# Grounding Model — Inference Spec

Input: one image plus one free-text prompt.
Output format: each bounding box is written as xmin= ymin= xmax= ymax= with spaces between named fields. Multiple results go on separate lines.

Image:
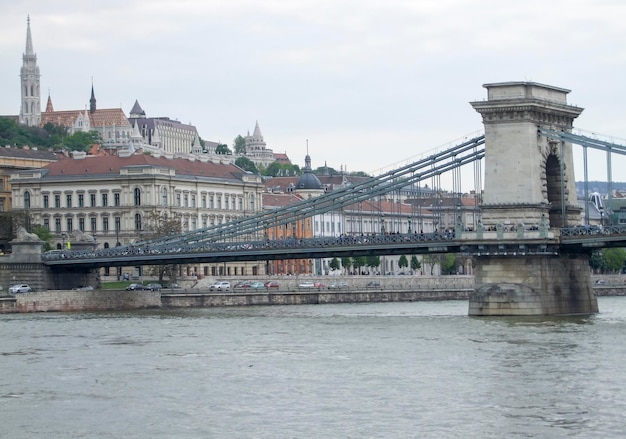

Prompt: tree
xmin=263 ymin=162 xmax=301 ymax=177
xmin=353 ymin=256 xmax=367 ymax=273
xmin=63 ymin=130 xmax=102 ymax=151
xmin=329 ymin=257 xmax=341 ymax=271
xmin=603 ymin=248 xmax=626 ymax=273
xmin=366 ymin=255 xmax=380 ymax=271
xmin=441 ymin=253 xmax=457 ymax=275
xmin=31 ymin=225 xmax=54 ymax=251
xmin=215 ymin=143 xmax=232 ymax=155
xmin=341 ymin=257 xmax=352 ymax=273
xmin=410 ymin=255 xmax=421 ymax=273
xmin=233 ymin=135 xmax=246 ymax=154
xmin=144 ymin=212 xmax=184 ymax=282
xmin=235 ymin=156 xmax=258 ymax=174
xmin=398 ymin=255 xmax=409 ymax=272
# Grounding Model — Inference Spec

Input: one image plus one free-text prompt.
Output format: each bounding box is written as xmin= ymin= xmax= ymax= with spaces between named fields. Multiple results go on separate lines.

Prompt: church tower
xmin=19 ymin=16 xmax=41 ymax=127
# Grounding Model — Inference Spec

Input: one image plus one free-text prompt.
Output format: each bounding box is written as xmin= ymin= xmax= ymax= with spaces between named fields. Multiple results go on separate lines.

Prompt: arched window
xmin=161 ymin=187 xmax=167 ymax=206
xmin=134 ymin=188 xmax=141 ymax=206
xmin=24 ymin=191 xmax=31 ymax=208
xmin=134 ymin=213 xmax=142 ymax=230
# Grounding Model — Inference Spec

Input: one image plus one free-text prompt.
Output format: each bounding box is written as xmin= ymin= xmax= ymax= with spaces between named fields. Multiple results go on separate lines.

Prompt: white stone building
xmin=10 ymin=153 xmax=265 ymax=278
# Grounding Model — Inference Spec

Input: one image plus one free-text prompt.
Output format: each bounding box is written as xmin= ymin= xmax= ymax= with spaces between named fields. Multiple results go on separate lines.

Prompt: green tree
xmin=441 ymin=253 xmax=457 ymax=275
xmin=235 ymin=156 xmax=258 ymax=174
xmin=233 ymin=135 xmax=246 ymax=154
xmin=329 ymin=257 xmax=341 ymax=271
xmin=410 ymin=255 xmax=421 ymax=273
xmin=603 ymin=248 xmax=626 ymax=273
xmin=353 ymin=256 xmax=367 ymax=273
xmin=63 ymin=130 xmax=102 ymax=151
xmin=398 ymin=255 xmax=409 ymax=272
xmin=215 ymin=143 xmax=232 ymax=155
xmin=32 ymin=224 xmax=54 ymax=251
xmin=341 ymin=257 xmax=352 ymax=273
xmin=263 ymin=162 xmax=300 ymax=177
xmin=366 ymin=255 xmax=380 ymax=271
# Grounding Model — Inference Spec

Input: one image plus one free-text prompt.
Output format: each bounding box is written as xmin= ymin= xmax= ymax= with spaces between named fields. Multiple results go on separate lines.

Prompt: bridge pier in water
xmin=469 ymin=81 xmax=598 ymax=315
xmin=470 ymin=253 xmax=598 ymax=316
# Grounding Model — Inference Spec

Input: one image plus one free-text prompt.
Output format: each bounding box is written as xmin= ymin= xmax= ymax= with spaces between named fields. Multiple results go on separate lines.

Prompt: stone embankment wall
xmin=10 ymin=290 xmax=161 ymax=313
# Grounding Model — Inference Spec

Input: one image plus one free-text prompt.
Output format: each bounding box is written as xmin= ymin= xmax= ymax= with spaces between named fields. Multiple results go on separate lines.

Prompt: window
xmin=184 ymin=194 xmax=189 ymax=208
xmin=102 ymin=193 xmax=108 ymax=207
xmin=191 ymin=218 xmax=197 ymax=230
xmin=202 ymin=195 xmax=206 ymax=208
xmin=67 ymin=218 xmax=73 ymax=232
xmin=66 ymin=194 xmax=72 ymax=208
xmin=134 ymin=213 xmax=142 ymax=230
xmin=90 ymin=217 xmax=96 ymax=232
xmin=209 ymin=195 xmax=214 ymax=209
xmin=78 ymin=194 xmax=84 ymax=207
xmin=24 ymin=191 xmax=31 ymax=209
xmin=103 ymin=217 xmax=109 ymax=232
xmin=43 ymin=218 xmax=49 ymax=229
xmin=217 ymin=195 xmax=221 ymax=209
xmin=90 ymin=193 xmax=96 ymax=207
xmin=134 ymin=188 xmax=141 ymax=206
xmin=115 ymin=217 xmax=121 ymax=233
xmin=224 ymin=196 xmax=229 ymax=210
xmin=79 ymin=217 xmax=85 ymax=232
xmin=191 ymin=194 xmax=196 ymax=208
xmin=43 ymin=195 xmax=49 ymax=208
xmin=176 ymin=193 xmax=181 ymax=207
xmin=238 ymin=197 xmax=243 ymax=211
xmin=161 ymin=187 xmax=168 ymax=206
xmin=114 ymin=193 xmax=120 ymax=207
xmin=55 ymin=217 xmax=61 ymax=232
xmin=249 ymin=193 xmax=255 ymax=211
xmin=55 ymin=194 xmax=61 ymax=208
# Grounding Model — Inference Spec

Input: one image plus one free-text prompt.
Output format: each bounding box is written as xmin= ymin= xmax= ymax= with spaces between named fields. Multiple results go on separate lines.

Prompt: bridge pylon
xmin=469 ymin=82 xmax=597 ymax=316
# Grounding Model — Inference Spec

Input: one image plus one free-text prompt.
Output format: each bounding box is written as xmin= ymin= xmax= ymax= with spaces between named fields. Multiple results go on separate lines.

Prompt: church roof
xmin=41 ymin=108 xmax=130 ymax=128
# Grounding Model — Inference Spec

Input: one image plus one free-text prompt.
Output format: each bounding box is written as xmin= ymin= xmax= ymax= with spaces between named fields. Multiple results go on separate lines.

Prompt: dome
xmin=296 ymin=153 xmax=322 ymax=190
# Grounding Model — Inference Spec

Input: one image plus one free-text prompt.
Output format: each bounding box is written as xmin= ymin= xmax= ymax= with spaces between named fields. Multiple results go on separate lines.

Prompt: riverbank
xmin=1 ymin=275 xmax=623 ymax=313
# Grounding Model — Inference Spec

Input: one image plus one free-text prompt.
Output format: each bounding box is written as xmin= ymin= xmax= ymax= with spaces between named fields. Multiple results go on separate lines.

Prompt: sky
xmin=1 ymin=0 xmax=626 ymax=187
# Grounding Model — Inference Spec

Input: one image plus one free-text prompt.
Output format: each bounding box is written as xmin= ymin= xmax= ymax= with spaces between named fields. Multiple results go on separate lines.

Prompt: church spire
xmin=19 ymin=15 xmax=41 ymax=127
xmin=89 ymin=80 xmax=96 ymax=113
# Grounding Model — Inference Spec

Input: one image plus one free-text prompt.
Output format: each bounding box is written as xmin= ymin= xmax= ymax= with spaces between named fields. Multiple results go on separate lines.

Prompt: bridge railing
xmin=561 ymin=224 xmax=626 ymax=238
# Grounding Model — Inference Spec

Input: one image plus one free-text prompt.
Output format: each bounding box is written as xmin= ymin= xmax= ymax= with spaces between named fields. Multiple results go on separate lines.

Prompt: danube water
xmin=2 ymin=297 xmax=626 ymax=439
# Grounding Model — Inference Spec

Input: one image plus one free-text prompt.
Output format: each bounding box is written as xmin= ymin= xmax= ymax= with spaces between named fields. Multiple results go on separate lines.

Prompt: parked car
xmin=328 ymin=281 xmax=349 ymax=290
xmin=234 ymin=281 xmax=251 ymax=289
xmin=9 ymin=284 xmax=31 ymax=294
xmin=264 ymin=281 xmax=279 ymax=289
xmin=73 ymin=285 xmax=94 ymax=291
xmin=146 ymin=283 xmax=162 ymax=291
xmin=125 ymin=283 xmax=146 ymax=291
xmin=209 ymin=281 xmax=231 ymax=291
xmin=298 ymin=281 xmax=315 ymax=289
xmin=249 ymin=281 xmax=265 ymax=289
xmin=366 ymin=281 xmax=382 ymax=289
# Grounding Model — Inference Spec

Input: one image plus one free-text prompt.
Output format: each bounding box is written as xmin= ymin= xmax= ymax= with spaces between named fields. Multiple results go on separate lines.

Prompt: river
xmin=2 ymin=297 xmax=626 ymax=438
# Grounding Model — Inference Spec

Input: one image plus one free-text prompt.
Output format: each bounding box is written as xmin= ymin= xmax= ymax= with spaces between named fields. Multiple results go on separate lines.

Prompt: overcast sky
xmin=1 ymin=0 xmax=625 ymax=186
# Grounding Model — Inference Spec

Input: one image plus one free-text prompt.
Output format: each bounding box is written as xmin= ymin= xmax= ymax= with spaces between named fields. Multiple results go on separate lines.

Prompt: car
xmin=366 ymin=281 xmax=382 ymax=289
xmin=249 ymin=281 xmax=265 ymax=289
xmin=73 ymin=285 xmax=94 ymax=291
xmin=234 ymin=281 xmax=251 ymax=289
xmin=298 ymin=281 xmax=315 ymax=289
xmin=146 ymin=283 xmax=162 ymax=291
xmin=166 ymin=282 xmax=181 ymax=289
xmin=595 ymin=279 xmax=606 ymax=285
xmin=209 ymin=281 xmax=231 ymax=291
xmin=9 ymin=284 xmax=31 ymax=294
xmin=328 ymin=281 xmax=349 ymax=290
xmin=264 ymin=281 xmax=279 ymax=289
xmin=125 ymin=283 xmax=147 ymax=291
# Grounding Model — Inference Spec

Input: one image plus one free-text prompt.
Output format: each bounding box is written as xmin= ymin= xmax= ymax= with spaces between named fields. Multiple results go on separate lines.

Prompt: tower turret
xmin=19 ymin=16 xmax=41 ymax=127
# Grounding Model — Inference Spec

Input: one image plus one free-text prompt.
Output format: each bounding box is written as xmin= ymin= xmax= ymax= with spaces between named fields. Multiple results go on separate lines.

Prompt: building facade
xmin=10 ymin=153 xmax=265 ymax=278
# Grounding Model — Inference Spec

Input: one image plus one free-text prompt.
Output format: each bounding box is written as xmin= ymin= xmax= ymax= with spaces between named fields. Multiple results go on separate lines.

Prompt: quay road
xmin=41 ymin=224 xmax=626 ymax=269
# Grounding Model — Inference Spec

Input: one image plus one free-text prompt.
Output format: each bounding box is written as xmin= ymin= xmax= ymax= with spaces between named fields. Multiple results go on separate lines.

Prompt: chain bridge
xmin=38 ymin=82 xmax=626 ymax=315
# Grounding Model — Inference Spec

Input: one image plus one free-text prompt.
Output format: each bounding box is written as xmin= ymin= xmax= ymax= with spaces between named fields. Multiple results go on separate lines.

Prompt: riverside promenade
xmin=1 ymin=275 xmax=623 ymax=313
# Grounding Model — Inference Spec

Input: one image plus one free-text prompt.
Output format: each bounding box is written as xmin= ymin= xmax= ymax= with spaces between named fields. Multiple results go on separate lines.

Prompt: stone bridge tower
xmin=469 ymin=82 xmax=597 ymax=316
xmin=471 ymin=82 xmax=583 ymax=229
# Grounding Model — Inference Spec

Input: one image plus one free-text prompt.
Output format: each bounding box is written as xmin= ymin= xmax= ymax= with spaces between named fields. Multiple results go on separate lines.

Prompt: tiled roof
xmin=41 ymin=154 xmax=247 ymax=181
xmin=0 ymin=146 xmax=59 ymax=161
xmin=262 ymin=192 xmax=303 ymax=209
xmin=41 ymin=108 xmax=131 ymax=128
